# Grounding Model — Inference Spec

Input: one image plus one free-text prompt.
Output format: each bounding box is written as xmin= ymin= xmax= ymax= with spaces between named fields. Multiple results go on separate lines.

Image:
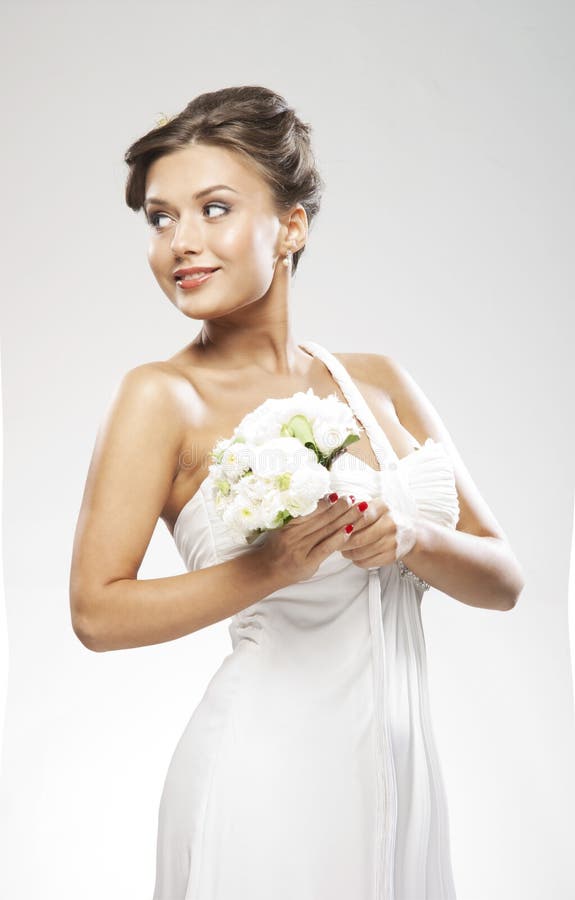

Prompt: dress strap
xmin=299 ymin=340 xmax=399 ymax=465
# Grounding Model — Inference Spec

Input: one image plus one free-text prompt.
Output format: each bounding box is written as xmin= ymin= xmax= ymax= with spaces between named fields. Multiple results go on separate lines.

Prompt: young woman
xmin=69 ymin=85 xmax=524 ymax=900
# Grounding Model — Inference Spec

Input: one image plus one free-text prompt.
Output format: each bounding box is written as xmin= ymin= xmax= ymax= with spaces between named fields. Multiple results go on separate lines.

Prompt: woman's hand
xmin=340 ymin=497 xmax=415 ymax=568
xmin=255 ymin=493 xmax=370 ymax=585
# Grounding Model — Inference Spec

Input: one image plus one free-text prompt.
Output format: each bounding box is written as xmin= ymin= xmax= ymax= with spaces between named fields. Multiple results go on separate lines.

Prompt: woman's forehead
xmin=145 ymin=144 xmax=266 ymax=199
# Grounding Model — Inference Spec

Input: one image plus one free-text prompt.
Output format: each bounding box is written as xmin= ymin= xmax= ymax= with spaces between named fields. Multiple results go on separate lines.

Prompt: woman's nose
xmin=170 ymin=216 xmax=203 ymax=256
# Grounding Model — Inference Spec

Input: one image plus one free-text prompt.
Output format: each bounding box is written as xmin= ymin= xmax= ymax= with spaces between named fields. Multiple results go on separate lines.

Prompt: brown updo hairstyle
xmin=124 ymin=85 xmax=325 ymax=277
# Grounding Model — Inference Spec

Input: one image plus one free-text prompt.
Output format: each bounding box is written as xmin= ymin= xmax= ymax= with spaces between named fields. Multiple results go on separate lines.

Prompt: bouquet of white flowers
xmin=206 ymin=388 xmax=362 ymax=544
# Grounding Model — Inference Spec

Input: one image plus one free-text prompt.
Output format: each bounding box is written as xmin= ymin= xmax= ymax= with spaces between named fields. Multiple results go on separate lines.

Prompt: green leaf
xmin=284 ymin=414 xmax=315 ymax=445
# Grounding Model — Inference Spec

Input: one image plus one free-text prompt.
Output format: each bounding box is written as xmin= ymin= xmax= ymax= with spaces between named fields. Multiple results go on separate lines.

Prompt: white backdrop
xmin=1 ymin=1 xmax=574 ymax=898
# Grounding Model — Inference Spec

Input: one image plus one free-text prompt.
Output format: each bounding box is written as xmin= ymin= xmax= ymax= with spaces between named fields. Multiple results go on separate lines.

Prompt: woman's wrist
xmin=400 ymin=517 xmax=425 ymax=560
xmin=243 ymin=543 xmax=287 ymax=595
xmin=397 ymin=518 xmax=432 ymax=590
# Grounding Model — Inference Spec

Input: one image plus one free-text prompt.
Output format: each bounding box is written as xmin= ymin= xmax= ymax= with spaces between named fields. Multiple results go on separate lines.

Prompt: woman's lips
xmin=175 ymin=269 xmax=219 ymax=289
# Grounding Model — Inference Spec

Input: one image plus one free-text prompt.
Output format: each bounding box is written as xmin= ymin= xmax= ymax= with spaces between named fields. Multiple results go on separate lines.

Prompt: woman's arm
xmin=74 ymin=551 xmax=283 ymax=653
xmin=374 ymin=354 xmax=525 ymax=611
xmin=400 ymin=524 xmax=522 ymax=611
xmin=69 ymin=365 xmax=283 ymax=652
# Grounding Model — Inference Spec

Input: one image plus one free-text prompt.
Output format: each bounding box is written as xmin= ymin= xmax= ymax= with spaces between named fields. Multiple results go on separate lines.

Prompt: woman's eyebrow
xmin=144 ymin=184 xmax=240 ymax=209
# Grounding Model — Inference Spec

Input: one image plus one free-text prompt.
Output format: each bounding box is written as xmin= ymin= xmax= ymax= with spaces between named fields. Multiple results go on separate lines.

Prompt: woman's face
xmin=144 ymin=143 xmax=289 ymax=318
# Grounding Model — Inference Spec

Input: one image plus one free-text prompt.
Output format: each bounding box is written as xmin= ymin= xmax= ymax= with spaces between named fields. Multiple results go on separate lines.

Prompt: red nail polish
xmin=345 ymin=524 xmax=354 ymax=533
xmin=349 ymin=494 xmax=356 ymax=502
xmin=357 ymin=501 xmax=369 ymax=512
xmin=329 ymin=492 xmax=339 ymax=503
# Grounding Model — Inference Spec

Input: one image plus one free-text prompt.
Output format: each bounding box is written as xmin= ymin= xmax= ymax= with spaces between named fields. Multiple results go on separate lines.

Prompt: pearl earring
xmin=283 ymin=242 xmax=296 ymax=267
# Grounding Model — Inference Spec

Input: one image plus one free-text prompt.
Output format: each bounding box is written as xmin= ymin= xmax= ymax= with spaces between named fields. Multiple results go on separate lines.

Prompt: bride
xmin=69 ymin=84 xmax=525 ymax=900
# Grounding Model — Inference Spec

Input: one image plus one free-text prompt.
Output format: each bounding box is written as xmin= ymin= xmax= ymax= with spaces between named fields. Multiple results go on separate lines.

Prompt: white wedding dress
xmin=152 ymin=341 xmax=460 ymax=900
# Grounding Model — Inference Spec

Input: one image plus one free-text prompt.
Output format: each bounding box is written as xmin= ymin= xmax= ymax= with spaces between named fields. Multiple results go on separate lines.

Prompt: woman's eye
xmin=204 ymin=202 xmax=230 ymax=218
xmin=149 ymin=212 xmax=171 ymax=229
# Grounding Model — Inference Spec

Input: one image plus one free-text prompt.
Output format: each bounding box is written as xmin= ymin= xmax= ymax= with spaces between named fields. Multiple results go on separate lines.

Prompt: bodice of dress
xmin=173 ymin=340 xmax=460 ymax=577
xmin=173 ymin=437 xmax=459 ymax=570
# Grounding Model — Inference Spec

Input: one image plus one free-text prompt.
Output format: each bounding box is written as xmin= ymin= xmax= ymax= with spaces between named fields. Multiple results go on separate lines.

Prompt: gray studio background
xmin=1 ymin=2 xmax=574 ymax=898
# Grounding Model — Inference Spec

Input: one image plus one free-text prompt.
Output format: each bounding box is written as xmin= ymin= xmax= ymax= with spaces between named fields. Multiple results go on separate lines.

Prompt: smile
xmin=175 ymin=270 xmax=219 ymax=289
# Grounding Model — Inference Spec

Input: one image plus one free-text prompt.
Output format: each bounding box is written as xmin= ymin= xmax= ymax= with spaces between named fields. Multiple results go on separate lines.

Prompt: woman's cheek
xmin=216 ymin=220 xmax=248 ymax=255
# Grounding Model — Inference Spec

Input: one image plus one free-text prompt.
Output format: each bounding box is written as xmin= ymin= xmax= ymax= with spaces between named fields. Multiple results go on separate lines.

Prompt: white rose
xmin=219 ymin=442 xmax=255 ymax=481
xmin=282 ymin=463 xmax=331 ymax=517
xmin=249 ymin=437 xmax=317 ymax=478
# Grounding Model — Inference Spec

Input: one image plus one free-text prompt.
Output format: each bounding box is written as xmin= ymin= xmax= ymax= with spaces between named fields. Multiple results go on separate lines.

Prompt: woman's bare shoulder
xmin=331 ymin=351 xmax=396 ymax=394
xmin=336 ymin=351 xmax=510 ymax=541
xmin=112 ymin=359 xmax=204 ymax=423
xmin=84 ymin=356 xmax=203 ymax=500
xmin=121 ymin=358 xmax=198 ymax=392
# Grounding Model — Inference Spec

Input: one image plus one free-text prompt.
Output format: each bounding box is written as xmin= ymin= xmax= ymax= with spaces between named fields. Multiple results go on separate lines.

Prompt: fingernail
xmin=344 ymin=524 xmax=354 ymax=534
xmin=329 ymin=492 xmax=339 ymax=503
xmin=357 ymin=501 xmax=369 ymax=512
xmin=349 ymin=494 xmax=356 ymax=502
